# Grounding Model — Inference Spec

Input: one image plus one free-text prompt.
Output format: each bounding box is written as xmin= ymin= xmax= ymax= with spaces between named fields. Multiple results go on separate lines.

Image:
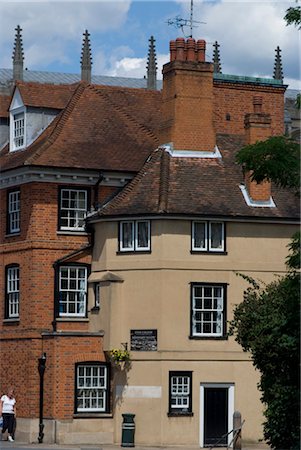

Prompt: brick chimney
xmin=160 ymin=38 xmax=216 ymax=153
xmin=244 ymin=96 xmax=272 ymax=202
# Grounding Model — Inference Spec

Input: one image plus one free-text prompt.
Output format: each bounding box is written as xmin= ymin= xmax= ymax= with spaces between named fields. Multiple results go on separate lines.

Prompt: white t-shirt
xmin=1 ymin=395 xmax=16 ymax=414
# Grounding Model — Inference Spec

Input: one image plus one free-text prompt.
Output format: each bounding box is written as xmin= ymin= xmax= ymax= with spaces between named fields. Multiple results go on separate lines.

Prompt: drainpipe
xmin=38 ymin=353 xmax=47 ymax=443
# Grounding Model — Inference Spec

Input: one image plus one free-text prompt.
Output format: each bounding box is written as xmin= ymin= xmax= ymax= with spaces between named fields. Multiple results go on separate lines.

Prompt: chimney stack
xmin=161 ymin=38 xmax=216 ymax=154
xmin=244 ymin=97 xmax=272 ymax=202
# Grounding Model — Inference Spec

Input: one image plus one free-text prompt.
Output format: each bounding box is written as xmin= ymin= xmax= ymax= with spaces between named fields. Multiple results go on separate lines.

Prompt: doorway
xmin=200 ymin=383 xmax=234 ymax=447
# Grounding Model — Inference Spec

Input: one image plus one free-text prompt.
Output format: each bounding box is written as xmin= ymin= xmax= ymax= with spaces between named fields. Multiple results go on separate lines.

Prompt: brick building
xmin=0 ymin=29 xmax=299 ymax=446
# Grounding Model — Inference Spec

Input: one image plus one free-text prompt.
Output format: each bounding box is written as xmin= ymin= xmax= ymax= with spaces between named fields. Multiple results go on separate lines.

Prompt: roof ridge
xmin=25 ymin=82 xmax=86 ymax=165
xmin=158 ymin=149 xmax=170 ymax=213
xmin=90 ymin=85 xmax=159 ymax=144
xmin=97 ymin=148 xmax=162 ymax=216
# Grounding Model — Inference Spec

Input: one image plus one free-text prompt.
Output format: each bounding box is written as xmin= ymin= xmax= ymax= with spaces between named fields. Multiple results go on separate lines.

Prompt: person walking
xmin=0 ymin=388 xmax=16 ymax=442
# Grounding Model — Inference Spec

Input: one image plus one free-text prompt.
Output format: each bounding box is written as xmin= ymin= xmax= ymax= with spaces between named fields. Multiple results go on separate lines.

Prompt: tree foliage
xmin=284 ymin=5 xmax=301 ymax=29
xmin=236 ymin=136 xmax=300 ymax=192
xmin=229 ymin=233 xmax=300 ymax=449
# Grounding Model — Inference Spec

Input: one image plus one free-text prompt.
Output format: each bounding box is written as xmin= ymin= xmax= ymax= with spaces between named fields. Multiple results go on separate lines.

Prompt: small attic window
xmin=13 ymin=112 xmax=25 ymax=148
xmin=226 ymin=113 xmax=231 ymax=121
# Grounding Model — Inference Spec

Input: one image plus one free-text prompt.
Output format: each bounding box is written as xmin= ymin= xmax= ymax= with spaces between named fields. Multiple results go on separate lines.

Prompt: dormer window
xmin=13 ymin=112 xmax=25 ymax=148
xmin=9 ymin=88 xmax=26 ymax=152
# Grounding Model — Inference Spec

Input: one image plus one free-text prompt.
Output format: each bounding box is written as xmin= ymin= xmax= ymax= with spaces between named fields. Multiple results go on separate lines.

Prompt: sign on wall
xmin=130 ymin=329 xmax=157 ymax=351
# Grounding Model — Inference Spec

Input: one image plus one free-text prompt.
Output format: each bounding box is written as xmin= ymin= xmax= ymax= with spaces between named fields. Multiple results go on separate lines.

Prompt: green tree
xmin=229 ymin=233 xmax=300 ymax=449
xmin=284 ymin=5 xmax=301 ymax=29
xmin=236 ymin=136 xmax=300 ymax=192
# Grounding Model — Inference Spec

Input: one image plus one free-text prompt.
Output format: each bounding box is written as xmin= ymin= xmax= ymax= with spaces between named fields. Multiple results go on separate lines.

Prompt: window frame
xmin=191 ymin=221 xmax=225 ymax=253
xmin=168 ymin=371 xmax=193 ymax=416
xmin=7 ymin=188 xmax=20 ymax=235
xmin=75 ymin=362 xmax=110 ymax=414
xmin=5 ymin=264 xmax=20 ymax=320
xmin=58 ymin=187 xmax=90 ymax=232
xmin=190 ymin=282 xmax=227 ymax=339
xmin=119 ymin=220 xmax=151 ymax=252
xmin=9 ymin=106 xmax=26 ymax=152
xmin=56 ymin=264 xmax=89 ymax=318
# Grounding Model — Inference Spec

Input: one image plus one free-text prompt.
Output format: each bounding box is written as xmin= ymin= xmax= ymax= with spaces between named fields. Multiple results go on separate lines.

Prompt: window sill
xmin=190 ymin=250 xmax=227 ymax=255
xmin=116 ymin=250 xmax=151 ymax=255
xmin=189 ymin=335 xmax=228 ymax=340
xmin=73 ymin=413 xmax=112 ymax=419
xmin=57 ymin=231 xmax=89 ymax=236
xmin=167 ymin=412 xmax=193 ymax=417
xmin=5 ymin=233 xmax=21 ymax=238
xmin=56 ymin=318 xmax=89 ymax=322
xmin=3 ymin=318 xmax=20 ymax=325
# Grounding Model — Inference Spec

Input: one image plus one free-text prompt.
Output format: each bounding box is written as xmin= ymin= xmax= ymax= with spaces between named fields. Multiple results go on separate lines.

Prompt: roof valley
xmin=158 ymin=148 xmax=170 ymax=213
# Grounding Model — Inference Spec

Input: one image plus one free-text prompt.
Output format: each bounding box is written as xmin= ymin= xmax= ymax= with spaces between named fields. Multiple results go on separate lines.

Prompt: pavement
xmin=0 ymin=442 xmax=270 ymax=450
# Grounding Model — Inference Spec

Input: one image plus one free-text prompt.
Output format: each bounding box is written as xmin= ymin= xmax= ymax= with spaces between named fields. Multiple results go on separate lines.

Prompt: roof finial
xmin=146 ymin=36 xmax=157 ymax=90
xmin=273 ymin=46 xmax=283 ymax=82
xmin=12 ymin=25 xmax=24 ymax=82
xmin=81 ymin=30 xmax=92 ymax=83
xmin=212 ymin=41 xmax=222 ymax=74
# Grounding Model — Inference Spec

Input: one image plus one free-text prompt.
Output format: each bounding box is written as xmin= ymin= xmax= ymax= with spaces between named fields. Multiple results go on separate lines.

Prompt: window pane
xmin=59 ymin=266 xmax=87 ymax=317
xmin=193 ymin=222 xmax=206 ymax=250
xmin=210 ymin=222 xmax=223 ymax=250
xmin=192 ymin=284 xmax=224 ymax=336
xmin=60 ymin=189 xmax=87 ymax=230
xmin=7 ymin=266 xmax=20 ymax=318
xmin=170 ymin=373 xmax=191 ymax=412
xmin=136 ymin=221 xmax=149 ymax=249
xmin=8 ymin=191 xmax=20 ymax=233
xmin=76 ymin=365 xmax=107 ymax=412
xmin=121 ymin=222 xmax=133 ymax=250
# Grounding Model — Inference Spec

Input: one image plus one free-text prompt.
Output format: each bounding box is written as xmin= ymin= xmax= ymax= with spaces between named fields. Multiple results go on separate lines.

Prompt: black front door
xmin=204 ymin=387 xmax=228 ymax=447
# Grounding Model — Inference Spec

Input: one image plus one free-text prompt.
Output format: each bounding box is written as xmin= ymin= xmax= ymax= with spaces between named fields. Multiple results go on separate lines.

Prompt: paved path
xmin=0 ymin=442 xmax=270 ymax=450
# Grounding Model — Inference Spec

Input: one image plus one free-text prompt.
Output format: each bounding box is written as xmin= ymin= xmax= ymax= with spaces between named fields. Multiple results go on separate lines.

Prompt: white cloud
xmin=0 ymin=1 xmax=131 ymax=69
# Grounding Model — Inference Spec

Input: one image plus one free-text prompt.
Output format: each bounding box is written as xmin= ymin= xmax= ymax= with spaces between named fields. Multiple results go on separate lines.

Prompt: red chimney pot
xmin=253 ymin=96 xmax=263 ymax=113
xmin=170 ymin=40 xmax=176 ymax=62
xmin=176 ymin=37 xmax=186 ymax=61
xmin=196 ymin=39 xmax=206 ymax=62
xmin=186 ymin=38 xmax=196 ymax=62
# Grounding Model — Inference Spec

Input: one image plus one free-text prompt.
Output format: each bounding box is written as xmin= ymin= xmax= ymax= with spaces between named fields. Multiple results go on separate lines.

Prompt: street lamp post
xmin=38 ymin=353 xmax=47 ymax=444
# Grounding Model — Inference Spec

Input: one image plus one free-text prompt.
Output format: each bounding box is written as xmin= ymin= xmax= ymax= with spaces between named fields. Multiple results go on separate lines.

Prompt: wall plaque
xmin=130 ymin=329 xmax=157 ymax=351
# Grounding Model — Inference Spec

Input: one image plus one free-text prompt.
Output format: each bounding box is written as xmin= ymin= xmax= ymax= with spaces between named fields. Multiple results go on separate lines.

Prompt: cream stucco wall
xmin=89 ymin=218 xmax=297 ymax=446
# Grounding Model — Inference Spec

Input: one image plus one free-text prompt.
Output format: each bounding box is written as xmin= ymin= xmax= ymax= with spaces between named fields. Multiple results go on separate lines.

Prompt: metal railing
xmin=209 ymin=419 xmax=245 ymax=450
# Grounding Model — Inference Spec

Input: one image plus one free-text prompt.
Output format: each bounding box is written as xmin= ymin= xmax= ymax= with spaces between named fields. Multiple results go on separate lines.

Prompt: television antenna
xmin=166 ymin=0 xmax=206 ymax=38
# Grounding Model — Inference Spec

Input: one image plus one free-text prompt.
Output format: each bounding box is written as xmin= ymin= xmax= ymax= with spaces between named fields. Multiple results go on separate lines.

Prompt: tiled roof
xmin=0 ymin=82 xmax=161 ymax=173
xmin=0 ymin=94 xmax=10 ymax=117
xmin=88 ymin=137 xmax=299 ymax=221
xmin=16 ymin=81 xmax=78 ymax=109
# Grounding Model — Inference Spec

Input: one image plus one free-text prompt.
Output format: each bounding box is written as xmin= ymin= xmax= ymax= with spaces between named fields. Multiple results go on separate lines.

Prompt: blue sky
xmin=0 ymin=1 xmax=300 ymax=89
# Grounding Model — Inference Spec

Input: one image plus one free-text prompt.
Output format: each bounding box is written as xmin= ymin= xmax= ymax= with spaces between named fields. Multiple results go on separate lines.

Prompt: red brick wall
xmin=213 ymin=81 xmax=285 ymax=136
xmin=0 ymin=335 xmax=105 ymax=419
xmin=0 ymin=180 xmax=114 ymax=420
